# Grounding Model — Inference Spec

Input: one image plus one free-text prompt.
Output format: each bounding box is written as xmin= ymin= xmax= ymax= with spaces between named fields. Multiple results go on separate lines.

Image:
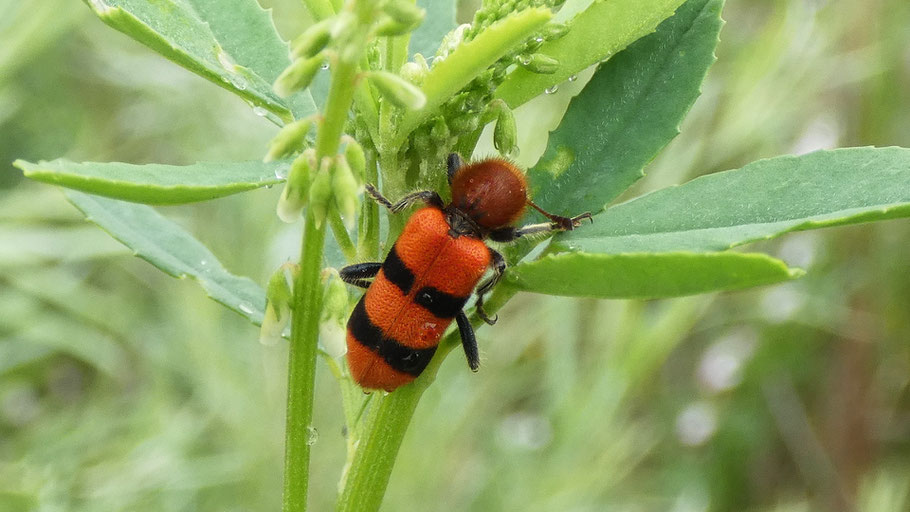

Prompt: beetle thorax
xmin=449 ymin=158 xmax=528 ymax=230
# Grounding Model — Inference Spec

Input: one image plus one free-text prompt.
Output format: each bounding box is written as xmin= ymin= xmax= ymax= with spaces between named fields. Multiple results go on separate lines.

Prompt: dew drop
xmin=517 ymin=54 xmax=531 ymax=66
xmin=534 ymin=36 xmax=544 ymax=43
xmin=274 ymin=165 xmax=290 ymax=180
xmin=238 ymin=302 xmax=255 ymax=315
xmin=320 ymin=62 xmax=330 ymax=70
xmin=544 ymin=84 xmax=559 ymax=94
xmin=306 ymin=426 xmax=319 ymax=445
xmin=252 ymin=106 xmax=268 ymax=117
xmin=567 ymin=74 xmax=578 ymax=82
xmin=506 ymin=146 xmax=521 ymax=159
xmin=230 ymin=75 xmax=248 ymax=90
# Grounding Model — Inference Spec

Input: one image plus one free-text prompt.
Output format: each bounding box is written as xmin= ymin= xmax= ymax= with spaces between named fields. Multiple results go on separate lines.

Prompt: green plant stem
xmin=336 ymin=284 xmax=518 ymax=512
xmin=358 ymin=148 xmax=380 ymax=260
xmin=329 ymin=209 xmax=357 ymax=261
xmin=283 ymin=15 xmax=368 ymax=509
xmin=283 ymin=210 xmax=326 ymax=512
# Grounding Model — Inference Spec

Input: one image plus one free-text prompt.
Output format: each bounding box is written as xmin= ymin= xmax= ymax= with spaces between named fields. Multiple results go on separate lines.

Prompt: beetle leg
xmin=489 ymin=209 xmax=593 ymax=243
xmin=446 ymin=153 xmax=465 ymax=184
xmin=364 ymin=184 xmax=444 ymax=213
xmin=456 ymin=311 xmax=479 ymax=371
xmin=339 ymin=262 xmax=381 ymax=289
xmin=527 ymin=199 xmax=593 ymax=231
xmin=475 ymin=249 xmax=506 ymax=325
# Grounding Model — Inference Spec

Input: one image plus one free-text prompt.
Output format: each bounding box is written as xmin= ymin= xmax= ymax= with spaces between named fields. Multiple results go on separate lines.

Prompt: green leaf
xmin=410 ymin=0 xmax=456 ymax=58
xmin=14 ymin=159 xmax=286 ymax=205
xmin=395 ymin=7 xmax=553 ymax=144
xmin=528 ymin=0 xmax=723 ymax=216
xmin=495 ymin=0 xmax=687 ymax=108
xmin=65 ymin=191 xmax=267 ymax=325
xmin=82 ymin=0 xmax=315 ymax=122
xmin=557 ymin=147 xmax=910 ymax=254
xmin=507 ymin=251 xmax=801 ymax=299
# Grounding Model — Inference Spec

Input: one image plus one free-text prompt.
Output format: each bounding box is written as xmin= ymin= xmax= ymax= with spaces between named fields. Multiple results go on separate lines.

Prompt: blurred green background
xmin=2 ymin=0 xmax=909 ymax=510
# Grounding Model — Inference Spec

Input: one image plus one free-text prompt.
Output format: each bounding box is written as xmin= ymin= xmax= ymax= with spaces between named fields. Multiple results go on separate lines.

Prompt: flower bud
xmin=368 ymin=71 xmax=427 ymax=110
xmin=343 ymin=139 xmax=367 ymax=182
xmin=517 ymin=53 xmax=559 ymax=74
xmin=542 ymin=22 xmax=569 ymax=40
xmin=493 ymin=103 xmax=517 ymax=157
xmin=430 ymin=116 xmax=449 ymax=141
xmin=375 ymin=17 xmax=421 ymax=37
xmin=308 ymin=157 xmax=334 ymax=228
xmin=332 ymin=155 xmax=359 ymax=227
xmin=277 ymin=149 xmax=316 ymax=223
xmin=259 ymin=263 xmax=299 ymax=346
xmin=264 ymin=118 xmax=313 ymax=162
xmin=274 ymin=54 xmax=325 ymax=98
xmin=318 ymin=271 xmax=350 ymax=358
xmin=382 ymin=0 xmax=425 ymax=26
xmin=291 ymin=19 xmax=333 ymax=59
xmin=322 ymin=272 xmax=349 ymax=324
xmin=399 ymin=61 xmax=427 ymax=85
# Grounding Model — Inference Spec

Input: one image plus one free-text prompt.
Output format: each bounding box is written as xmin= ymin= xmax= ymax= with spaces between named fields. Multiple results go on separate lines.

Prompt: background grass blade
xmin=528 ymin=0 xmax=724 ymax=216
xmin=65 ymin=191 xmax=267 ymax=325
xmin=81 ymin=0 xmax=315 ymax=121
xmin=495 ymin=0 xmax=686 ymax=108
xmin=557 ymin=147 xmax=910 ymax=254
xmin=15 ymin=159 xmax=286 ymax=205
xmin=507 ymin=251 xmax=802 ymax=298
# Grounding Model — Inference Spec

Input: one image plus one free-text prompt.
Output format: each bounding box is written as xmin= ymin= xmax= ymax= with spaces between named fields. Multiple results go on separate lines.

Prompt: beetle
xmin=339 ymin=153 xmax=592 ymax=391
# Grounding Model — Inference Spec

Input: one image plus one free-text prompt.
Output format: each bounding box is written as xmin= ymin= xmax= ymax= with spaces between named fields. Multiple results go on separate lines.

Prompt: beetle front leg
xmin=364 ymin=184 xmax=444 ymax=213
xmin=489 ymin=210 xmax=593 ymax=242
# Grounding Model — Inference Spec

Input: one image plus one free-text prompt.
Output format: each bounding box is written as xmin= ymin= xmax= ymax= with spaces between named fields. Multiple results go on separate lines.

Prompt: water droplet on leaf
xmin=544 ymin=85 xmax=559 ymax=94
xmin=306 ymin=426 xmax=319 ymax=445
xmin=230 ymin=75 xmax=248 ymax=90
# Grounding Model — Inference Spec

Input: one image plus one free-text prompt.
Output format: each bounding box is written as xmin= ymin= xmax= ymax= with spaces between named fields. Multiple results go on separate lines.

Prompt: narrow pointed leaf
xmin=65 ymin=191 xmax=267 ymax=325
xmin=557 ymin=147 xmax=910 ymax=254
xmin=529 ymin=0 xmax=724 ymax=216
xmin=395 ymin=7 xmax=552 ymax=142
xmin=82 ymin=0 xmax=316 ymax=121
xmin=507 ymin=251 xmax=801 ymax=298
xmin=15 ymin=159 xmax=286 ymax=205
xmin=495 ymin=0 xmax=686 ymax=108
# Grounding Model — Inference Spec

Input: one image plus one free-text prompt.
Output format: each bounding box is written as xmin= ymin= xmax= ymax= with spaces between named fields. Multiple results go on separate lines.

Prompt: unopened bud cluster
xmin=276 ymin=139 xmax=367 ymax=225
xmin=318 ymin=270 xmax=351 ymax=358
xmin=260 ymin=263 xmax=300 ymax=346
xmin=403 ymin=0 xmax=569 ymax=173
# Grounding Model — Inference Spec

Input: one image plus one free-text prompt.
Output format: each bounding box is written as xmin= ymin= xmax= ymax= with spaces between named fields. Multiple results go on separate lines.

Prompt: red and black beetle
xmin=340 ymin=153 xmax=592 ymax=391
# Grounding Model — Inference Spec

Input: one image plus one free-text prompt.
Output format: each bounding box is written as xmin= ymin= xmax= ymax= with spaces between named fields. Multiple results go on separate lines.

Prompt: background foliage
xmin=1 ymin=0 xmax=909 ymax=511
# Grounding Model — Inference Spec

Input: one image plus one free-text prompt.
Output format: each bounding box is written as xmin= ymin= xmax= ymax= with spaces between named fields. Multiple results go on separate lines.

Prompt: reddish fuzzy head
xmin=449 ymin=158 xmax=527 ymax=230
